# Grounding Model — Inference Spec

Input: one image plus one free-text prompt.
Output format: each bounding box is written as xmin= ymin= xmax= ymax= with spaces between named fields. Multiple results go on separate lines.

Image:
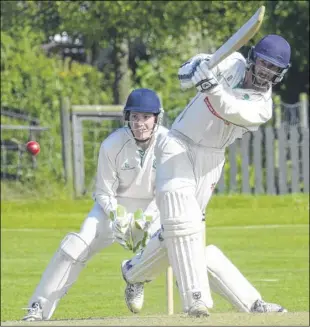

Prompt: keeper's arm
xmin=95 ymin=142 xmax=119 ymax=216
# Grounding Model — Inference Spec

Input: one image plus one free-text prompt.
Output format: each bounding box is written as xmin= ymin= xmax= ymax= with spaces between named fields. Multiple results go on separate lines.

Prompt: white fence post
xmin=70 ymin=105 xmax=123 ymax=197
xmin=273 ymin=95 xmax=282 ymax=128
xmin=60 ymin=96 xmax=74 ymax=195
xmin=299 ymin=93 xmax=309 ymax=129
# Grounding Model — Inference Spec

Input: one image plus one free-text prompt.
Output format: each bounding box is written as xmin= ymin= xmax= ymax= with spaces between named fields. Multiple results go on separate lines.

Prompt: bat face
xmin=208 ymin=6 xmax=265 ymax=69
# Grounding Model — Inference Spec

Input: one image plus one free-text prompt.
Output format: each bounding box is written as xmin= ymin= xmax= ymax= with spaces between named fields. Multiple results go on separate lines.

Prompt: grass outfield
xmin=1 ymin=195 xmax=309 ymax=326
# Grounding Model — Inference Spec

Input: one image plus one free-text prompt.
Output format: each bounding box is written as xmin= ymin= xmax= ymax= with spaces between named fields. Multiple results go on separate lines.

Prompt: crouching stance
xmin=22 ymin=88 xmax=168 ymax=321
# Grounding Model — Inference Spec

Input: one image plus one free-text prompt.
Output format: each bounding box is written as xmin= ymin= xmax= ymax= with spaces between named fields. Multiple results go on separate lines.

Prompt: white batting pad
xmin=158 ymin=191 xmax=213 ymax=311
xmin=206 ymin=245 xmax=262 ymax=312
xmin=28 ymin=233 xmax=90 ymax=319
xmin=166 ymin=232 xmax=213 ymax=311
xmin=123 ymin=229 xmax=169 ymax=283
xmin=26 ymin=203 xmax=117 ymax=320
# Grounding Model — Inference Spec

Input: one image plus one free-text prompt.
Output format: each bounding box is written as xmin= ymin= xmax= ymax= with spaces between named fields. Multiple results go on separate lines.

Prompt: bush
xmin=1 ymin=28 xmax=113 ymax=198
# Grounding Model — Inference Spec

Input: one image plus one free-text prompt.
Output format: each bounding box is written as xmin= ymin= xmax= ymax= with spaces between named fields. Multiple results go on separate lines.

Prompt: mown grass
xmin=1 ymin=195 xmax=309 ymax=325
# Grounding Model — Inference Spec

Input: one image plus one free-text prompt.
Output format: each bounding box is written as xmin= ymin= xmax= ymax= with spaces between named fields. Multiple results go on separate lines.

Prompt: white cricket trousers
xmin=158 ymin=130 xmax=225 ymax=311
xmin=125 ymin=130 xmax=226 ymax=312
xmin=155 ymin=130 xmax=225 ymax=206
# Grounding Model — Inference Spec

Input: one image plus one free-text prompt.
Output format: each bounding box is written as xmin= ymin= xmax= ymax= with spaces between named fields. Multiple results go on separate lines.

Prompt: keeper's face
xmin=129 ymin=111 xmax=156 ymax=141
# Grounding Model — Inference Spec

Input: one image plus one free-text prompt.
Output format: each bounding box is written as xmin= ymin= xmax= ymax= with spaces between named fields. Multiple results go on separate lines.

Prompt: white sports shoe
xmin=251 ymin=299 xmax=288 ymax=313
xmin=188 ymin=300 xmax=210 ymax=317
xmin=121 ymin=260 xmax=144 ymax=313
xmin=22 ymin=302 xmax=43 ymax=321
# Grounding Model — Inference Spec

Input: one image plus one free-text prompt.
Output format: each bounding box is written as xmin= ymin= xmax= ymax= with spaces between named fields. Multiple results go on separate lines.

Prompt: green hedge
xmin=1 ymin=28 xmax=113 ymax=198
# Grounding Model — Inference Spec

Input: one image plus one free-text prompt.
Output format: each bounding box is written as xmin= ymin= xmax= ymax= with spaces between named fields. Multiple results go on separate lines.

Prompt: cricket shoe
xmin=251 ymin=299 xmax=288 ymax=313
xmin=22 ymin=302 xmax=43 ymax=321
xmin=188 ymin=300 xmax=210 ymax=317
xmin=121 ymin=260 xmax=144 ymax=313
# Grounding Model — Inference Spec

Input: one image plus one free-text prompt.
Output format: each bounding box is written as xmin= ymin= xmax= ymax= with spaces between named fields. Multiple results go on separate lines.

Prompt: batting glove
xmin=178 ymin=54 xmax=212 ymax=90
xmin=192 ymin=60 xmax=219 ymax=93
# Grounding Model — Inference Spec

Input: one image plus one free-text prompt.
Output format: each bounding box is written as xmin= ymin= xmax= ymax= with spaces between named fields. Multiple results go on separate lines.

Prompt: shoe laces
xmin=252 ymin=299 xmax=282 ymax=313
xmin=22 ymin=302 xmax=41 ymax=314
xmin=128 ymin=283 xmax=143 ymax=298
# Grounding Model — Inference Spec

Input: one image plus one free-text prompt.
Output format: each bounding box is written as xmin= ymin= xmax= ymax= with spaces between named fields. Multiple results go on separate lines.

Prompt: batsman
xmin=121 ymin=34 xmax=291 ymax=316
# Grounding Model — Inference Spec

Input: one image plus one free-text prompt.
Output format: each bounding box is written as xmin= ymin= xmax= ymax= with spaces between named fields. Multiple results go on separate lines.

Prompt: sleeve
xmin=204 ymin=85 xmax=272 ymax=127
xmin=94 ymin=142 xmax=119 ymax=216
xmin=215 ymin=52 xmax=246 ymax=89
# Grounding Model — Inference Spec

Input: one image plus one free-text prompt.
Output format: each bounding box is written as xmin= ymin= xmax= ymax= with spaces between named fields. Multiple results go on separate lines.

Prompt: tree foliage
xmin=1 ymin=0 xmax=308 ymax=196
xmin=2 ymin=0 xmax=308 ymax=106
xmin=264 ymin=0 xmax=309 ymax=101
xmin=1 ymin=26 xmax=111 ymax=184
xmin=1 ymin=0 xmax=308 ymax=119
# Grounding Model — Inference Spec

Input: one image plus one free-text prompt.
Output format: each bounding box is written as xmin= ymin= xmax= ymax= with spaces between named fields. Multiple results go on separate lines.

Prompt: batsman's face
xmin=129 ymin=112 xmax=156 ymax=141
xmin=254 ymin=58 xmax=282 ymax=86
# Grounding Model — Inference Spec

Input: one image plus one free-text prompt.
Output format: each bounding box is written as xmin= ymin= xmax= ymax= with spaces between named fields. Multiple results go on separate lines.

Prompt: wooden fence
xmin=65 ymin=102 xmax=309 ymax=196
xmin=215 ymin=126 xmax=309 ymax=194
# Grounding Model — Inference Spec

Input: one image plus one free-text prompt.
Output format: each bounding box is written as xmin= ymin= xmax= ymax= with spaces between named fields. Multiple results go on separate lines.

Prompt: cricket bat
xmin=207 ymin=6 xmax=265 ymax=69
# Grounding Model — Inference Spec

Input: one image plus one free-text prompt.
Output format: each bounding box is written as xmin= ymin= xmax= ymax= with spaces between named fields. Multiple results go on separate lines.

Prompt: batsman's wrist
xmin=195 ymin=79 xmax=219 ymax=93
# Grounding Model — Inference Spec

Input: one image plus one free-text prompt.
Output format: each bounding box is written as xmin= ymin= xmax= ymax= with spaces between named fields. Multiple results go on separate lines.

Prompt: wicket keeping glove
xmin=192 ymin=60 xmax=219 ymax=93
xmin=127 ymin=208 xmax=153 ymax=253
xmin=110 ymin=205 xmax=131 ymax=248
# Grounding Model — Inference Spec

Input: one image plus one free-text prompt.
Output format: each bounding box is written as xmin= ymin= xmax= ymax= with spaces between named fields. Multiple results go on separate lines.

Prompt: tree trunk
xmin=112 ymin=38 xmax=131 ymax=105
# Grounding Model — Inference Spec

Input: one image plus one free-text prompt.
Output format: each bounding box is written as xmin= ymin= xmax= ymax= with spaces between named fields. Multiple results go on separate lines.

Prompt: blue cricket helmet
xmin=247 ymin=34 xmax=291 ymax=87
xmin=253 ymin=34 xmax=291 ymax=68
xmin=124 ymin=88 xmax=162 ymax=114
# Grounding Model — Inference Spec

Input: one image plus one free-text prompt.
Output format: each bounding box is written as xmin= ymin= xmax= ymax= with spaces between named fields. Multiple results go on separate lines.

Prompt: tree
xmin=1 ymin=1 xmax=61 ymax=40
xmin=2 ymin=1 xmax=308 ymax=105
xmin=55 ymin=1 xmax=204 ymax=104
xmin=264 ymin=0 xmax=309 ymax=102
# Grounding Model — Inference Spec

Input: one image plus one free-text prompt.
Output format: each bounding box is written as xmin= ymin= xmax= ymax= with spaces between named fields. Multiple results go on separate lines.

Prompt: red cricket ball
xmin=26 ymin=141 xmax=40 ymax=156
